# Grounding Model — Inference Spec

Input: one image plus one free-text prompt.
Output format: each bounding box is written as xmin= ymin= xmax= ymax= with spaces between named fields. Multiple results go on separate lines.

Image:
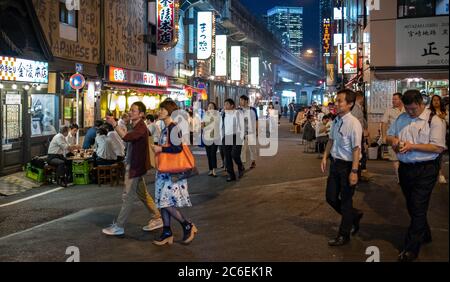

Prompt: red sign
xmin=108 ymin=66 xmax=168 ymax=87
xmin=69 ymin=73 xmax=86 ymax=90
xmin=157 ymin=0 xmax=179 ymax=50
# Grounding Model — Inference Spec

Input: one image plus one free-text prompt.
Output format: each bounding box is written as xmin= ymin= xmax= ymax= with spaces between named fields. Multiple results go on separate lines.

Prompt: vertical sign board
xmin=231 ymin=46 xmax=241 ymax=81
xmin=215 ymin=35 xmax=227 ymax=76
xmin=197 ymin=11 xmax=213 ymax=60
xmin=157 ymin=0 xmax=179 ymax=50
xmin=322 ymin=18 xmax=331 ymax=57
xmin=337 ymin=43 xmax=357 ymax=74
xmin=250 ymin=57 xmax=260 ymax=86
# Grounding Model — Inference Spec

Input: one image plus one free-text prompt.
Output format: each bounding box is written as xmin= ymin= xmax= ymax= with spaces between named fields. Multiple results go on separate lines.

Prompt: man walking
xmin=381 ymin=92 xmax=404 ymax=183
xmin=387 ymin=90 xmax=446 ymax=262
xmin=321 ymin=89 xmax=364 ymax=246
xmin=220 ymin=99 xmax=245 ymax=182
xmin=239 ymin=95 xmax=259 ymax=169
xmin=102 ymin=102 xmax=163 ymax=236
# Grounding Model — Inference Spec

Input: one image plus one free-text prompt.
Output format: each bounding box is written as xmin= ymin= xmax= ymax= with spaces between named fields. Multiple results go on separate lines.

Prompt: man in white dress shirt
xmin=387 ymin=89 xmax=446 ymax=262
xmin=321 ymin=89 xmax=364 ymax=247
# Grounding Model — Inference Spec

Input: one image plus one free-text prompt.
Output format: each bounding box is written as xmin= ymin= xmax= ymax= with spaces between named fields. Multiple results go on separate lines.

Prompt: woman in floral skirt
xmin=151 ymin=99 xmax=198 ymax=246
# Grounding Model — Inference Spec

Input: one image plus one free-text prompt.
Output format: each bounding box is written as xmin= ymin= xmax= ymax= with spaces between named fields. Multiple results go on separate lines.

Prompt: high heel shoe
xmin=153 ymin=231 xmax=174 ymax=246
xmin=182 ymin=223 xmax=198 ymax=245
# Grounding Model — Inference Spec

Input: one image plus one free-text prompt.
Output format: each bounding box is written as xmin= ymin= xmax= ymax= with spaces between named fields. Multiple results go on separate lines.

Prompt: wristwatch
xmin=351 ymin=169 xmax=359 ymax=174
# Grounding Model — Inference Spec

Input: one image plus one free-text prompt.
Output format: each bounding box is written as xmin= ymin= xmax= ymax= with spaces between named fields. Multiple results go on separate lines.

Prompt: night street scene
xmin=0 ymin=0 xmax=449 ymax=270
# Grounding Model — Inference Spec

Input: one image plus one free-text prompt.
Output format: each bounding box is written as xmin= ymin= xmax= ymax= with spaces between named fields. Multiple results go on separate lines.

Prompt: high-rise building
xmin=266 ymin=6 xmax=303 ymax=57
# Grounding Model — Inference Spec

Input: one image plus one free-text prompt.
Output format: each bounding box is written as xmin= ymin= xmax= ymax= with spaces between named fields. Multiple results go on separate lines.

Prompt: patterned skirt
xmin=155 ymin=172 xmax=192 ymax=209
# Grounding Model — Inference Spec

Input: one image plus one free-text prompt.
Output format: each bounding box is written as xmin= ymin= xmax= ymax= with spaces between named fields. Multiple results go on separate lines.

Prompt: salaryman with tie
xmin=387 ymin=89 xmax=447 ymax=262
xmin=321 ymin=89 xmax=364 ymax=246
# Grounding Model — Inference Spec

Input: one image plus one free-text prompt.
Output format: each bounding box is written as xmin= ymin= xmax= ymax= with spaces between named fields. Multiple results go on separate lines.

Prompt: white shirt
xmin=66 ymin=132 xmax=77 ymax=146
xmin=107 ymin=131 xmax=125 ymax=157
xmin=48 ymin=133 xmax=70 ymax=156
xmin=220 ymin=110 xmax=242 ymax=139
xmin=382 ymin=106 xmax=405 ymax=129
xmin=118 ymin=119 xmax=129 ymax=132
xmin=95 ymin=135 xmax=117 ymax=160
xmin=316 ymin=121 xmax=329 ymax=138
xmin=330 ymin=112 xmax=363 ymax=162
xmin=388 ymin=108 xmax=446 ymax=163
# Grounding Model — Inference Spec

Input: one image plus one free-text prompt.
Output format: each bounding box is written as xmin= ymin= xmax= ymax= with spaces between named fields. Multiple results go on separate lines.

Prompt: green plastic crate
xmin=72 ymin=161 xmax=90 ymax=173
xmin=73 ymin=172 xmax=90 ymax=185
xmin=25 ymin=164 xmax=45 ymax=183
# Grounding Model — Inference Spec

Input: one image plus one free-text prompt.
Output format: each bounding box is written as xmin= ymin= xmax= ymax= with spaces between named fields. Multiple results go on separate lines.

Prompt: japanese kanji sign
xmin=396 ymin=17 xmax=449 ymax=66
xmin=0 ymin=56 xmax=48 ymax=83
xmin=215 ymin=35 xmax=227 ymax=76
xmin=157 ymin=0 xmax=179 ymax=50
xmin=109 ymin=66 xmax=168 ymax=87
xmin=337 ymin=43 xmax=357 ymax=74
xmin=197 ymin=11 xmax=213 ymax=60
xmin=322 ymin=18 xmax=331 ymax=57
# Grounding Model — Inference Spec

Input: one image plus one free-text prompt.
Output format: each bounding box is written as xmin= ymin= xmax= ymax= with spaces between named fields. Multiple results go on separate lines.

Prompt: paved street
xmin=0 ymin=120 xmax=448 ymax=262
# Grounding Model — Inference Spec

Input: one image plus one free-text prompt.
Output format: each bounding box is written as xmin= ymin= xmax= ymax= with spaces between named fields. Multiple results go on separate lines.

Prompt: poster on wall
xmin=31 ymin=94 xmax=57 ymax=136
xmin=0 ymin=56 xmax=48 ymax=83
xmin=157 ymin=0 xmax=179 ymax=50
xmin=396 ymin=16 xmax=449 ymax=67
xmin=368 ymin=80 xmax=396 ymax=114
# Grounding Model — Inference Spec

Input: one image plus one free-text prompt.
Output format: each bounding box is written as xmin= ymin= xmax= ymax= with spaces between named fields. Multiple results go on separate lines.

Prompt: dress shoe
xmin=226 ymin=177 xmax=236 ymax=182
xmin=238 ymin=169 xmax=245 ymax=178
xmin=328 ymin=235 xmax=350 ymax=246
xmin=351 ymin=212 xmax=364 ymax=236
xmin=250 ymin=161 xmax=256 ymax=169
xmin=398 ymin=250 xmax=417 ymax=262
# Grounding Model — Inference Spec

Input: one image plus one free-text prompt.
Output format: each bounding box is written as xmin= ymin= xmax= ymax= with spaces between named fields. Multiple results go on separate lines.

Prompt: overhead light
xmin=0 ymin=83 xmax=3 ymax=89
xmin=209 ymin=75 xmax=215 ymax=80
xmin=12 ymin=84 xmax=17 ymax=90
xmin=23 ymin=85 xmax=30 ymax=90
xmin=95 ymin=81 xmax=101 ymax=86
xmin=36 ymin=84 xmax=42 ymax=91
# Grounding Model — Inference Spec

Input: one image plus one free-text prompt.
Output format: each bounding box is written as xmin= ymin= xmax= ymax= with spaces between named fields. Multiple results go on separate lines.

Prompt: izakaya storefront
xmin=0 ymin=56 xmax=53 ymax=175
xmin=101 ymin=66 xmax=171 ymax=117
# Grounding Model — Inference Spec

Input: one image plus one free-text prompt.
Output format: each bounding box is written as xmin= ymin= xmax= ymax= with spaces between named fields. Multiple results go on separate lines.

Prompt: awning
xmin=371 ymin=66 xmax=449 ymax=80
xmin=103 ymin=83 xmax=171 ymax=94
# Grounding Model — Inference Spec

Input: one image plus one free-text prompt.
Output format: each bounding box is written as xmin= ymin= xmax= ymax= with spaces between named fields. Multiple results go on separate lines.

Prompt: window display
xmin=30 ymin=94 xmax=58 ymax=137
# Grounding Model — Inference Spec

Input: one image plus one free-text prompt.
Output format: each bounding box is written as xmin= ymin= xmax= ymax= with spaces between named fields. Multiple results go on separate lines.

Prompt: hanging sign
xmin=197 ymin=11 xmax=213 ymax=60
xmin=0 ymin=56 xmax=48 ymax=83
xmin=322 ymin=18 xmax=331 ymax=57
xmin=157 ymin=0 xmax=179 ymax=50
xmin=337 ymin=43 xmax=357 ymax=74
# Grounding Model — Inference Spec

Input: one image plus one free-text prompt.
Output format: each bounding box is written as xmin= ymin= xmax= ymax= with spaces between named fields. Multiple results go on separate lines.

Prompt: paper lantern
xmin=127 ymin=96 xmax=139 ymax=107
xmin=201 ymin=90 xmax=208 ymax=100
xmin=142 ymin=96 xmax=152 ymax=108
xmin=117 ymin=95 xmax=126 ymax=111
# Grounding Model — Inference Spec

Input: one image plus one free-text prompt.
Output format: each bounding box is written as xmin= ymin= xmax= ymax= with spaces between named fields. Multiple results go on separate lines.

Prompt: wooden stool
xmin=95 ymin=164 xmax=119 ymax=187
xmin=44 ymin=164 xmax=57 ymax=184
xmin=303 ymin=140 xmax=316 ymax=153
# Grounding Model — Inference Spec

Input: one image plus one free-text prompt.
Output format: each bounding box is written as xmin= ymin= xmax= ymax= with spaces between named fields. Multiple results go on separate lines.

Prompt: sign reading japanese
xmin=157 ymin=0 xmax=179 ymax=50
xmin=215 ymin=35 xmax=227 ymax=76
xmin=197 ymin=11 xmax=213 ymax=60
xmin=0 ymin=56 xmax=48 ymax=83
xmin=337 ymin=43 xmax=357 ymax=74
xmin=109 ymin=66 xmax=168 ymax=87
xmin=396 ymin=17 xmax=449 ymax=67
xmin=231 ymin=46 xmax=241 ymax=81
xmin=322 ymin=18 xmax=331 ymax=57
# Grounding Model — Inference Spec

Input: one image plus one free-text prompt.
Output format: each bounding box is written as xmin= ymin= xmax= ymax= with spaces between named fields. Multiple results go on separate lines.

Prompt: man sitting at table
xmin=93 ymin=126 xmax=118 ymax=166
xmin=104 ymin=123 xmax=125 ymax=161
xmin=47 ymin=126 xmax=80 ymax=187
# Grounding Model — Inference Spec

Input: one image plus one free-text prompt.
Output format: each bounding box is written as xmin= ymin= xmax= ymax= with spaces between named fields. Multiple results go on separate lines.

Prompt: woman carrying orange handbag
xmin=151 ymin=99 xmax=198 ymax=246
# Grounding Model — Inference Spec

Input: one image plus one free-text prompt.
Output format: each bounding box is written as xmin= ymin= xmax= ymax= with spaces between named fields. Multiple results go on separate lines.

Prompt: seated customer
xmin=83 ymin=120 xmax=104 ymax=149
xmin=47 ymin=126 xmax=80 ymax=187
xmin=93 ymin=126 xmax=118 ymax=166
xmin=104 ymin=123 xmax=125 ymax=161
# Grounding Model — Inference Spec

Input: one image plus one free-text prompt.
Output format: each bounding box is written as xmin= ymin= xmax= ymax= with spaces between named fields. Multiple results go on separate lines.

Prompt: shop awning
xmin=103 ymin=83 xmax=171 ymax=94
xmin=371 ymin=66 xmax=449 ymax=80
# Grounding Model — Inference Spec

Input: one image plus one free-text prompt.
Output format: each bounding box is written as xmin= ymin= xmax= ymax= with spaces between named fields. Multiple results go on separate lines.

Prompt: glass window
xmin=436 ymin=0 xmax=449 ymax=15
xmin=30 ymin=94 xmax=58 ymax=137
xmin=398 ymin=0 xmax=435 ymax=18
xmin=59 ymin=0 xmax=78 ymax=27
xmin=2 ymin=91 xmax=22 ymax=145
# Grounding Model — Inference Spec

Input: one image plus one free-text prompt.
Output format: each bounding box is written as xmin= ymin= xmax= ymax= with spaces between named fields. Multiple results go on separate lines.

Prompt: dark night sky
xmin=240 ymin=0 xmax=320 ymax=52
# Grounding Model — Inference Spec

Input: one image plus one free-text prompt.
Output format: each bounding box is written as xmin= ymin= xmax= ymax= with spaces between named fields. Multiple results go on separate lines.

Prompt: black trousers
xmin=399 ymin=159 xmax=439 ymax=255
xmin=223 ymin=136 xmax=244 ymax=179
xmin=326 ymin=157 xmax=361 ymax=237
xmin=47 ymin=154 xmax=72 ymax=180
xmin=205 ymin=144 xmax=218 ymax=171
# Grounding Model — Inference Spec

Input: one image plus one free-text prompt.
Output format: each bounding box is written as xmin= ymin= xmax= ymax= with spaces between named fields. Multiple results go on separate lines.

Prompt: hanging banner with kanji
xmin=337 ymin=43 xmax=357 ymax=74
xmin=157 ymin=0 xmax=179 ymax=50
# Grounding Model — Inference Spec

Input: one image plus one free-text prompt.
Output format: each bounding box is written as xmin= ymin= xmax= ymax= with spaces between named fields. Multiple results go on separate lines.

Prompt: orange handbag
xmin=156 ymin=129 xmax=195 ymax=174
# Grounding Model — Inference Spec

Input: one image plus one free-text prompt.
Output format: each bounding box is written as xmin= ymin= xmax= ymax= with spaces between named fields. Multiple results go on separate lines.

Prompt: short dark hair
xmin=159 ymin=99 xmax=178 ymax=115
xmin=60 ymin=126 xmax=69 ymax=135
xmin=146 ymin=114 xmax=155 ymax=122
xmin=96 ymin=127 xmax=108 ymax=136
xmin=393 ymin=92 xmax=402 ymax=99
xmin=103 ymin=123 xmax=114 ymax=132
xmin=224 ymin=99 xmax=235 ymax=107
xmin=70 ymin=123 xmax=79 ymax=130
xmin=401 ymin=89 xmax=423 ymax=106
xmin=337 ymin=89 xmax=357 ymax=110
xmin=208 ymin=102 xmax=218 ymax=110
xmin=322 ymin=114 xmax=330 ymax=121
xmin=131 ymin=101 xmax=146 ymax=113
xmin=240 ymin=95 xmax=249 ymax=101
xmin=94 ymin=120 xmax=104 ymax=127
